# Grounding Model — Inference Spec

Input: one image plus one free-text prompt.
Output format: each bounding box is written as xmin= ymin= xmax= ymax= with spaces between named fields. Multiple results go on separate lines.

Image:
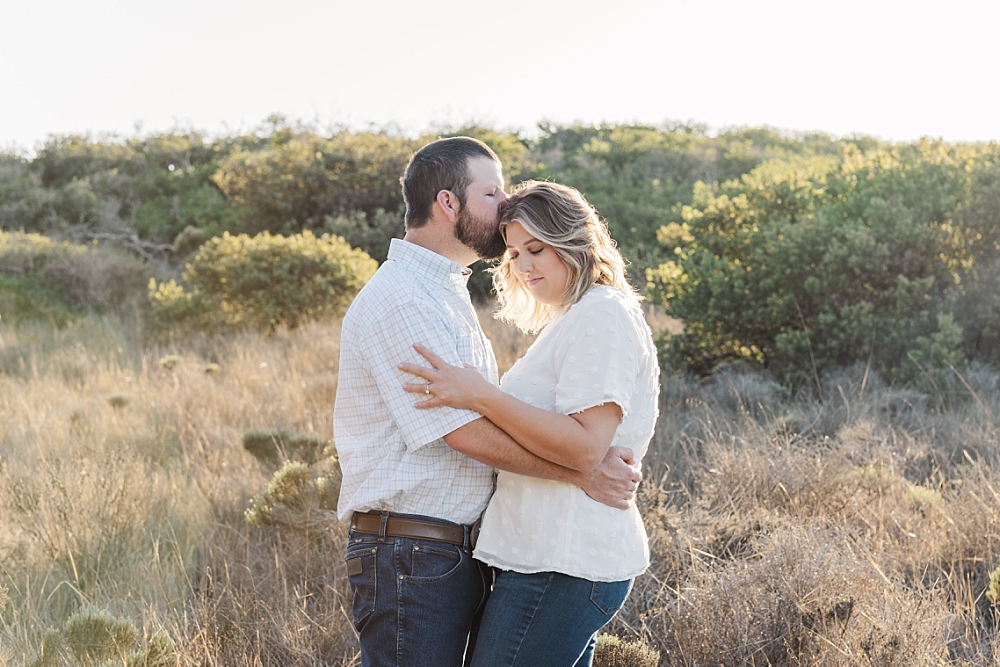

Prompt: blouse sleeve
xmin=552 ymin=295 xmax=641 ymax=418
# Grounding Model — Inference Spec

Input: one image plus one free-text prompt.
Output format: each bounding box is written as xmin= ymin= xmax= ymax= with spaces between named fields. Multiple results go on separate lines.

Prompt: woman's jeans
xmin=345 ymin=530 xmax=492 ymax=667
xmin=469 ymin=570 xmax=633 ymax=667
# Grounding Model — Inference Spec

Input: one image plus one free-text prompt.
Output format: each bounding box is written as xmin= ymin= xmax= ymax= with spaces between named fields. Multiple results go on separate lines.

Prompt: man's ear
xmin=435 ymin=189 xmax=460 ymax=223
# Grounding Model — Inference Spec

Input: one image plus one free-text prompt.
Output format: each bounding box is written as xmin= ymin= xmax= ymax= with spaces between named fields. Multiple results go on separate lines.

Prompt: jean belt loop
xmin=462 ymin=524 xmax=470 ymax=551
xmin=378 ymin=511 xmax=389 ymax=540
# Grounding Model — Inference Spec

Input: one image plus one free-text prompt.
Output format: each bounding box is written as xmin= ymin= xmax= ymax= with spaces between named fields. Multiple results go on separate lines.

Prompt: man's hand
xmin=577 ymin=446 xmax=642 ymax=509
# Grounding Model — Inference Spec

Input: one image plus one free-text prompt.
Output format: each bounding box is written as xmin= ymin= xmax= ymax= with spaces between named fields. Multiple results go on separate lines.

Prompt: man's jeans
xmin=345 ymin=526 xmax=492 ymax=667
xmin=469 ymin=570 xmax=633 ymax=667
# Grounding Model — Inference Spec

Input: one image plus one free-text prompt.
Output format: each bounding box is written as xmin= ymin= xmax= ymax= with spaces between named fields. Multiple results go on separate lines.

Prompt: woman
xmin=399 ymin=181 xmax=659 ymax=667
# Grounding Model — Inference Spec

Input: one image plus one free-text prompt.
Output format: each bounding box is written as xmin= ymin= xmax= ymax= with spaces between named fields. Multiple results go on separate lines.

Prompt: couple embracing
xmin=334 ymin=137 xmax=659 ymax=667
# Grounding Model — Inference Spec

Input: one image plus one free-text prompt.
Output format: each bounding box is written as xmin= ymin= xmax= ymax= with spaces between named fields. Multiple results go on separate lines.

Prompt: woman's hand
xmin=399 ymin=343 xmax=498 ymax=411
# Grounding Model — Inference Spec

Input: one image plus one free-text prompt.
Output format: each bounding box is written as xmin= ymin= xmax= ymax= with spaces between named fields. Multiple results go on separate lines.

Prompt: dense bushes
xmin=647 ymin=141 xmax=1000 ymax=385
xmin=0 ymin=119 xmax=803 ymax=281
xmin=5 ymin=119 xmax=1000 ymax=382
xmin=149 ymin=230 xmax=377 ymax=333
xmin=0 ymin=231 xmax=149 ymax=322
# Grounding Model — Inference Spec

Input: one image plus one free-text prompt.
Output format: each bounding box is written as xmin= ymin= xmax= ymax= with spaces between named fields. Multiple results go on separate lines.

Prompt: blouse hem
xmin=472 ymin=551 xmax=649 ymax=583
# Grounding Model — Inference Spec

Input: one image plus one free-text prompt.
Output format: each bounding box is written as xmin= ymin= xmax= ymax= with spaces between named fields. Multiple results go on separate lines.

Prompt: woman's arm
xmin=399 ymin=343 xmax=621 ymax=472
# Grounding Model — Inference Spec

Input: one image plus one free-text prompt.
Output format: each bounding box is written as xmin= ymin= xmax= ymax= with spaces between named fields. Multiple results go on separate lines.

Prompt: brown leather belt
xmin=350 ymin=511 xmax=480 ymax=549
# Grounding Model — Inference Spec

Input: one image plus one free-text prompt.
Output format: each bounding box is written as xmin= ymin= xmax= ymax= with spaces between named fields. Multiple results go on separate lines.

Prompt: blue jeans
xmin=345 ymin=521 xmax=492 ymax=667
xmin=469 ymin=570 xmax=633 ymax=667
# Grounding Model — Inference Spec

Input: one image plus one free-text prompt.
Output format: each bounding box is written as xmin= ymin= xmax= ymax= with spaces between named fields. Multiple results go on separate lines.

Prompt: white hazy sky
xmin=3 ymin=0 xmax=998 ymax=151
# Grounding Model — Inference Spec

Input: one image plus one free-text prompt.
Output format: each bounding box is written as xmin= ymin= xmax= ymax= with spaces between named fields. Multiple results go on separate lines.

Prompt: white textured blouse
xmin=473 ymin=286 xmax=660 ymax=582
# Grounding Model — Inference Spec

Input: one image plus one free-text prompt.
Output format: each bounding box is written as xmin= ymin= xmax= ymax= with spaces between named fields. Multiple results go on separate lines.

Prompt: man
xmin=334 ymin=137 xmax=640 ymax=667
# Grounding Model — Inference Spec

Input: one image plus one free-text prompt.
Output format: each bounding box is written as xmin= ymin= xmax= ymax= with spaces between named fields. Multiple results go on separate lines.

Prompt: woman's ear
xmin=435 ymin=189 xmax=460 ymax=223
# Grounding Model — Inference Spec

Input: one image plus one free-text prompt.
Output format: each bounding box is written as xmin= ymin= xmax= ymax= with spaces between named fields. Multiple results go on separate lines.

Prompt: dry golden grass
xmin=0 ymin=315 xmax=353 ymax=665
xmin=3 ymin=311 xmax=1000 ymax=666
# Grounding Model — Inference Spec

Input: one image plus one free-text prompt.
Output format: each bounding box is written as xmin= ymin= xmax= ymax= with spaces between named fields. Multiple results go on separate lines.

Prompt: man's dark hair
xmin=401 ymin=137 xmax=500 ymax=229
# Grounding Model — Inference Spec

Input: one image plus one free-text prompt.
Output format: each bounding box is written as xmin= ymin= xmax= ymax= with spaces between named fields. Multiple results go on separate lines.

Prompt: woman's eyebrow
xmin=505 ymin=238 xmax=540 ymax=249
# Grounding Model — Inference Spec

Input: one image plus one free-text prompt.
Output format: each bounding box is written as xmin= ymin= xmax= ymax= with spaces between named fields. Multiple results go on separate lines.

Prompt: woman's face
xmin=504 ymin=221 xmax=570 ymax=307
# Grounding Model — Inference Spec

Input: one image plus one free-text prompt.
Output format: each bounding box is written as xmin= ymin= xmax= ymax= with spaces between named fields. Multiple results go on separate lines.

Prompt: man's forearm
xmin=443 ymin=417 xmax=639 ymax=510
xmin=443 ymin=417 xmax=581 ymax=484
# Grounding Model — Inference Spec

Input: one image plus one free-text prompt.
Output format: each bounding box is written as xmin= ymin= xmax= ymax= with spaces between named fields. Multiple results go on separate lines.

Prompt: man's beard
xmin=456 ymin=207 xmax=506 ymax=261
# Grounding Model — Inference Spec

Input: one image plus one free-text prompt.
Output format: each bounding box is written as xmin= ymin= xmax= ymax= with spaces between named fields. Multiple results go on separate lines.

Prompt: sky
xmin=3 ymin=0 xmax=999 ymax=152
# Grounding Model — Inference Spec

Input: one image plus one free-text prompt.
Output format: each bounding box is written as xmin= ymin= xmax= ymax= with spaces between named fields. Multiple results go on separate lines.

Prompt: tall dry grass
xmin=609 ymin=364 xmax=1000 ymax=666
xmin=0 ymin=314 xmax=355 ymax=665
xmin=3 ymin=308 xmax=1000 ymax=665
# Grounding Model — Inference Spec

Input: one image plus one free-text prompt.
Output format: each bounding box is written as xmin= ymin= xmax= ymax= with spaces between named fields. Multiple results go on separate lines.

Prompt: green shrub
xmin=28 ymin=608 xmax=176 ymax=667
xmin=212 ymin=126 xmax=418 ymax=231
xmin=0 ymin=275 xmax=76 ymax=326
xmin=148 ymin=229 xmax=377 ymax=333
xmin=323 ymin=207 xmax=404 ymax=264
xmin=0 ymin=230 xmax=149 ymax=315
xmin=648 ymin=141 xmax=1000 ymax=385
xmin=987 ymin=564 xmax=1000 ymax=604
xmin=242 ymin=428 xmax=327 ymax=468
xmin=245 ymin=459 xmax=341 ymax=528
xmin=593 ymin=633 xmax=660 ymax=667
xmin=63 ymin=607 xmax=139 ymax=665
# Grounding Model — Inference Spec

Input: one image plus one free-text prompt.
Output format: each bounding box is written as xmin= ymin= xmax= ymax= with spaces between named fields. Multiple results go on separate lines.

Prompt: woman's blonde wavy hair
xmin=491 ymin=181 xmax=638 ymax=333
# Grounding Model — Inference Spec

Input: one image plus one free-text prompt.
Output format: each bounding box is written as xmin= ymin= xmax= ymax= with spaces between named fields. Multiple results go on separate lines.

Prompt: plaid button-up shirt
xmin=334 ymin=239 xmax=498 ymax=525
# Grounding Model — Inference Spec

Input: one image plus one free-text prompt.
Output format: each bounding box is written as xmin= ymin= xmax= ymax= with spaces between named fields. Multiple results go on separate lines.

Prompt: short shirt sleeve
xmin=360 ymin=301 xmax=483 ymax=450
xmin=552 ymin=296 xmax=641 ymax=418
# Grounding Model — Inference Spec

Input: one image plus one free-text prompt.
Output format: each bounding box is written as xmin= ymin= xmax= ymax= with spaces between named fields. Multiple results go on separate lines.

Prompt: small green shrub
xmin=158 ymin=355 xmax=180 ymax=371
xmin=242 ymin=428 xmax=327 ymax=468
xmin=27 ymin=608 xmax=176 ymax=667
xmin=126 ymin=630 xmax=174 ymax=667
xmin=63 ymin=607 xmax=139 ymax=665
xmin=246 ymin=458 xmax=341 ymax=528
xmin=987 ymin=565 xmax=1000 ymax=604
xmin=149 ymin=230 xmax=376 ymax=333
xmin=108 ymin=394 xmax=129 ymax=409
xmin=593 ymin=633 xmax=660 ymax=667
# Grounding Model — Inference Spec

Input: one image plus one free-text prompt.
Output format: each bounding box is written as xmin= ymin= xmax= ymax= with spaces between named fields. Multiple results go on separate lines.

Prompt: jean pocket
xmin=405 ymin=542 xmax=463 ymax=582
xmin=589 ymin=579 xmax=633 ymax=616
xmin=345 ymin=544 xmax=378 ymax=629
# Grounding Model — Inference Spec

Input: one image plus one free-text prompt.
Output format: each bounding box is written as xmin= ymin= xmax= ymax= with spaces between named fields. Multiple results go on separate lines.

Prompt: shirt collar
xmin=388 ymin=238 xmax=471 ymax=286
